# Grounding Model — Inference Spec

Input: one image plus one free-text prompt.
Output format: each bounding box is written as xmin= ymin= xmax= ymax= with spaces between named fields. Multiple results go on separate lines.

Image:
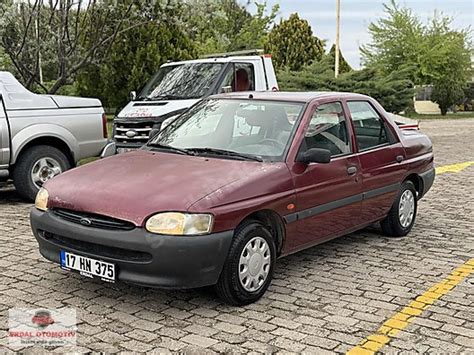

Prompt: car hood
xmin=45 ymin=150 xmax=273 ymax=226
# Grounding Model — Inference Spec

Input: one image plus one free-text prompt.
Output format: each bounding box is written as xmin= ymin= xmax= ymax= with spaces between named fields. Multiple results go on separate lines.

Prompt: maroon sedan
xmin=31 ymin=92 xmax=435 ymax=305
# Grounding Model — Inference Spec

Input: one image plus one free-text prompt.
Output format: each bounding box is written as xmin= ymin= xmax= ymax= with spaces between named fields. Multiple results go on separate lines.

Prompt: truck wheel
xmin=381 ymin=180 xmax=417 ymax=237
xmin=13 ymin=145 xmax=71 ymax=201
xmin=216 ymin=220 xmax=276 ymax=306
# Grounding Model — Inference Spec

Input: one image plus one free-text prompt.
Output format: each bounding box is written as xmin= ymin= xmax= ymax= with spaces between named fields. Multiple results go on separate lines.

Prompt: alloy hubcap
xmin=238 ymin=236 xmax=271 ymax=292
xmin=399 ymin=189 xmax=415 ymax=228
xmin=31 ymin=157 xmax=62 ymax=188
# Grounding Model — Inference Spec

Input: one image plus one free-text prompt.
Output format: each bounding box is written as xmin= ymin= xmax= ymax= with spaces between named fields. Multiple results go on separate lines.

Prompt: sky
xmin=250 ymin=0 xmax=473 ymax=69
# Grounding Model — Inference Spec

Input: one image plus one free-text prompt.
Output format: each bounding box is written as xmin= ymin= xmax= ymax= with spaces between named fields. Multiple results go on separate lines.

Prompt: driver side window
xmin=219 ymin=63 xmax=255 ymax=93
xmin=301 ymin=102 xmax=351 ymax=156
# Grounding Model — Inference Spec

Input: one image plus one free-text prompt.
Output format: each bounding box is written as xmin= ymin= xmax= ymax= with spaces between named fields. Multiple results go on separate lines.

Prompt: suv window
xmin=219 ymin=63 xmax=255 ymax=93
xmin=301 ymin=102 xmax=351 ymax=156
xmin=347 ymin=101 xmax=389 ymax=151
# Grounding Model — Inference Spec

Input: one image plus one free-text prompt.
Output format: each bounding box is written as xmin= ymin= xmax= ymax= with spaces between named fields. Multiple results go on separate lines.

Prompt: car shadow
xmin=46 ymin=224 xmax=386 ymax=313
xmin=0 ymin=184 xmax=27 ymax=204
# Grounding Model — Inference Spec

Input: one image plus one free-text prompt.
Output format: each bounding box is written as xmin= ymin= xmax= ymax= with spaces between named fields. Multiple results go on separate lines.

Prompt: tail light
xmin=102 ymin=113 xmax=108 ymax=138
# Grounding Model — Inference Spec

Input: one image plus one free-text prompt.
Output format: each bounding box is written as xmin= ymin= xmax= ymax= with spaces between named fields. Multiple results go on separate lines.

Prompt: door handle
xmin=396 ymin=155 xmax=404 ymax=163
xmin=347 ymin=166 xmax=357 ymax=175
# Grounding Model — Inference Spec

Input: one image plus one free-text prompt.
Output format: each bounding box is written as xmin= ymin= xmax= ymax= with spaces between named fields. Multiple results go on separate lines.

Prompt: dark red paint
xmin=44 ymin=92 xmax=434 ymax=256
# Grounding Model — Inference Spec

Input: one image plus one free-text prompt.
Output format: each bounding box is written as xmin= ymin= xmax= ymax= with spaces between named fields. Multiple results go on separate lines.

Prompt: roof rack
xmin=200 ymin=49 xmax=265 ymax=59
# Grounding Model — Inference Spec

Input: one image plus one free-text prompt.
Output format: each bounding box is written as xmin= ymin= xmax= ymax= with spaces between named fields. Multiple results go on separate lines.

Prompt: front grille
xmin=42 ymin=231 xmax=152 ymax=262
xmin=114 ymin=120 xmax=156 ymax=145
xmin=52 ymin=209 xmax=135 ymax=231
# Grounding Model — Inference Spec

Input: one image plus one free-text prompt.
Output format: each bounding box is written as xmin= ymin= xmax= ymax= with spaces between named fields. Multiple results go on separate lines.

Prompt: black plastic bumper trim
xmin=31 ymin=209 xmax=234 ymax=289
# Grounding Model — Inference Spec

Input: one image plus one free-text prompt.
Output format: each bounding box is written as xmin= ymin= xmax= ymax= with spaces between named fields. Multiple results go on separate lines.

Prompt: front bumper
xmin=30 ymin=209 xmax=233 ymax=289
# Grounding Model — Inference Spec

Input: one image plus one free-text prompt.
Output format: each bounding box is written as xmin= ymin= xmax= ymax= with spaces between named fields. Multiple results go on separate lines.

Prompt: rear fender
xmin=11 ymin=124 xmax=78 ymax=164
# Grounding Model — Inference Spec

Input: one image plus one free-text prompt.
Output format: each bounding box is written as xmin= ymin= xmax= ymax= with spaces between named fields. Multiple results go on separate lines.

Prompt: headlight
xmin=145 ymin=212 xmax=213 ymax=236
xmin=35 ymin=188 xmax=49 ymax=211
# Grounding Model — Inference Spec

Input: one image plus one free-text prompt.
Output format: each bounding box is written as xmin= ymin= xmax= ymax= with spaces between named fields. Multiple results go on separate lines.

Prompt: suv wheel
xmin=216 ymin=220 xmax=276 ymax=306
xmin=381 ymin=180 xmax=417 ymax=237
xmin=13 ymin=145 xmax=71 ymax=201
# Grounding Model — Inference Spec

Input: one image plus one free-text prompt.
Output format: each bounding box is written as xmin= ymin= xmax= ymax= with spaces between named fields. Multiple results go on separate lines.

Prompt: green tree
xmin=278 ymin=60 xmax=414 ymax=113
xmin=229 ymin=2 xmax=279 ymax=51
xmin=361 ymin=0 xmax=423 ymax=83
xmin=77 ymin=1 xmax=195 ymax=109
xmin=362 ymin=1 xmax=472 ymax=114
xmin=0 ymin=0 xmax=151 ymax=94
xmin=265 ymin=13 xmax=324 ymax=71
xmin=328 ymin=44 xmax=352 ymax=74
xmin=184 ymin=0 xmax=278 ymax=55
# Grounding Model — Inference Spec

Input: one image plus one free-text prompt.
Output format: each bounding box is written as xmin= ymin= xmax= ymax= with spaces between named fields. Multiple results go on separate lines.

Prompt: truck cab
xmin=113 ymin=51 xmax=278 ymax=152
xmin=0 ymin=71 xmax=108 ymax=200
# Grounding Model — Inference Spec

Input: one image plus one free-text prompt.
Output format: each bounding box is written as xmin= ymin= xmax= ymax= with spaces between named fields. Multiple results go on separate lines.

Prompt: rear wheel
xmin=216 ymin=220 xmax=276 ymax=306
xmin=13 ymin=145 xmax=71 ymax=201
xmin=381 ymin=180 xmax=417 ymax=237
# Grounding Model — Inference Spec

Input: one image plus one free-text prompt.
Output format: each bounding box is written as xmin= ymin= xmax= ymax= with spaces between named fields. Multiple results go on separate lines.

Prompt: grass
xmin=402 ymin=112 xmax=474 ymax=120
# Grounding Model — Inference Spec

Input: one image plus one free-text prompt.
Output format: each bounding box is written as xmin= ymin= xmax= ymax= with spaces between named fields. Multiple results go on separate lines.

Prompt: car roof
xmin=209 ymin=91 xmax=372 ymax=103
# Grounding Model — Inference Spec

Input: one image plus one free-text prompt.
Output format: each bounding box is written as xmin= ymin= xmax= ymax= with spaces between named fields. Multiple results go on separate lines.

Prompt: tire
xmin=13 ymin=145 xmax=71 ymax=201
xmin=216 ymin=220 xmax=276 ymax=306
xmin=381 ymin=180 xmax=417 ymax=237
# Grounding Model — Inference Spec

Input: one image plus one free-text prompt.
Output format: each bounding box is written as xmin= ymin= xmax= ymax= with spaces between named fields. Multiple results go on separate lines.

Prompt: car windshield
xmin=139 ymin=63 xmax=224 ymax=100
xmin=147 ymin=99 xmax=305 ymax=162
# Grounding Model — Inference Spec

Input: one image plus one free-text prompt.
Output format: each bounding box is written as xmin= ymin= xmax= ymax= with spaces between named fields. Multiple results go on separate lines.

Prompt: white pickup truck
xmin=113 ymin=51 xmax=279 ymax=152
xmin=0 ymin=72 xmax=110 ymax=200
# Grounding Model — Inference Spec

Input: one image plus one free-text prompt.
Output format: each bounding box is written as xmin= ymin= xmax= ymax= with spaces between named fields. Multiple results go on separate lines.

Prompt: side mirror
xmin=129 ymin=91 xmax=137 ymax=101
xmin=297 ymin=148 xmax=331 ymax=164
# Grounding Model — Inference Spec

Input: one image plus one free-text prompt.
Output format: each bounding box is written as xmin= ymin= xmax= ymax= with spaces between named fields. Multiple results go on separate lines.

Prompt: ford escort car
xmin=30 ymin=92 xmax=435 ymax=305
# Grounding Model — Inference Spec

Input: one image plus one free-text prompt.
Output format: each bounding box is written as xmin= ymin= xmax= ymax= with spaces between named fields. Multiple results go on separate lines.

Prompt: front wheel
xmin=216 ymin=220 xmax=276 ymax=306
xmin=381 ymin=180 xmax=417 ymax=237
xmin=13 ymin=145 xmax=71 ymax=201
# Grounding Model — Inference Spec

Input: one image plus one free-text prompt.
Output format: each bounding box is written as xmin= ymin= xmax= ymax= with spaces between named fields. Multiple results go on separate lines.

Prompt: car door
xmin=345 ymin=100 xmax=407 ymax=223
xmin=286 ymin=100 xmax=363 ymax=252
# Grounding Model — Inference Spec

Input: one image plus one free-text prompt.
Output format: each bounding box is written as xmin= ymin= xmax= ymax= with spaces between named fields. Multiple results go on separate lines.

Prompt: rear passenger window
xmin=302 ymin=102 xmax=351 ymax=156
xmin=347 ymin=101 xmax=389 ymax=151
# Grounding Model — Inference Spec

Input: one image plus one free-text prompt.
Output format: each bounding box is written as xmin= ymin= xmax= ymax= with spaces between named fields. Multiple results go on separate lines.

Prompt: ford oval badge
xmin=126 ymin=130 xmax=138 ymax=138
xmin=80 ymin=218 xmax=92 ymax=226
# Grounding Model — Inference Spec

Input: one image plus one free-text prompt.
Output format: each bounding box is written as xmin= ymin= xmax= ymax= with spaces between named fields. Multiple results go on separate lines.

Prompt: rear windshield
xmin=139 ymin=63 xmax=224 ymax=100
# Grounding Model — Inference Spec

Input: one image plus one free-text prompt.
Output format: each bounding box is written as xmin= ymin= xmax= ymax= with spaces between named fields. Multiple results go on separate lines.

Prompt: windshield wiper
xmin=150 ymin=94 xmax=185 ymax=100
xmin=146 ymin=142 xmax=192 ymax=155
xmin=186 ymin=147 xmax=263 ymax=162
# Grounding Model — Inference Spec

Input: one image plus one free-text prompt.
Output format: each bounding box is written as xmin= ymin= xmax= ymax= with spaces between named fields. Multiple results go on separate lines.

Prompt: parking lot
xmin=0 ymin=118 xmax=473 ymax=353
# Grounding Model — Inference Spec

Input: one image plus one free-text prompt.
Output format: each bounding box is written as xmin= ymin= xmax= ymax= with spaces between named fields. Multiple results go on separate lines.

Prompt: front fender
xmin=11 ymin=124 xmax=79 ymax=164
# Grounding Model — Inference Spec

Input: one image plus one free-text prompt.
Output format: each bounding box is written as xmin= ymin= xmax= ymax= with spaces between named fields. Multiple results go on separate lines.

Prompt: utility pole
xmin=335 ymin=0 xmax=340 ymax=78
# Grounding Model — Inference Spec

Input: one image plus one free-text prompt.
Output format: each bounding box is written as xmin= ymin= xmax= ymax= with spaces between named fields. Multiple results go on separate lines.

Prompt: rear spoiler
xmin=397 ymin=122 xmax=419 ymax=130
xmin=388 ymin=113 xmax=419 ymax=130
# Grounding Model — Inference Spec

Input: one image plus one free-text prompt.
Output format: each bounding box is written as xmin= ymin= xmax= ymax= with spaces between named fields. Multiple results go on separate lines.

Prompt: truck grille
xmin=52 ymin=209 xmax=135 ymax=231
xmin=114 ymin=120 xmax=156 ymax=146
xmin=41 ymin=231 xmax=152 ymax=263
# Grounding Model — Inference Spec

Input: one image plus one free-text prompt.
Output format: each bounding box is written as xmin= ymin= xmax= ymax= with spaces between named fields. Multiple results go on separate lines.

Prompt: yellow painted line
xmin=347 ymin=258 xmax=474 ymax=355
xmin=436 ymin=161 xmax=474 ymax=175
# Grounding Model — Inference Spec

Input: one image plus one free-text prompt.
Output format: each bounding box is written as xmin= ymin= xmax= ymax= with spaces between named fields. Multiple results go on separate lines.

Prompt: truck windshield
xmin=147 ymin=99 xmax=304 ymax=162
xmin=139 ymin=63 xmax=224 ymax=100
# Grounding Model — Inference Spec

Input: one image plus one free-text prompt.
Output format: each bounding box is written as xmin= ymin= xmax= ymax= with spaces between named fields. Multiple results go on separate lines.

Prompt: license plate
xmin=117 ymin=147 xmax=135 ymax=154
xmin=60 ymin=250 xmax=115 ymax=282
